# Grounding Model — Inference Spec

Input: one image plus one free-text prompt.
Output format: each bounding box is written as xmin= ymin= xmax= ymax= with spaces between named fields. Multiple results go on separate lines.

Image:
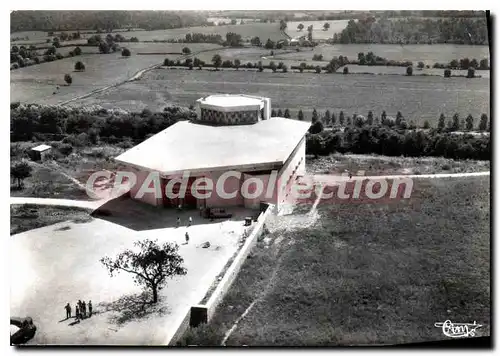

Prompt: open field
xmin=10 ymin=43 xmax=222 ymax=104
xmin=189 ymin=176 xmax=490 ymax=345
xmin=273 ymin=44 xmax=490 ymax=66
xmin=10 ymin=200 xmax=250 ymax=344
xmin=286 ymin=20 xmax=350 ymax=39
xmin=70 ymin=68 xmax=489 ymax=124
xmin=337 ymin=65 xmax=490 ymax=78
xmin=306 ymin=153 xmax=491 ymax=176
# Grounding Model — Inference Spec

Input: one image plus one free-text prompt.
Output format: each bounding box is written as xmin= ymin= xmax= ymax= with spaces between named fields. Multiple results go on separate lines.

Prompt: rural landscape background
xmin=10 ymin=10 xmax=490 ymax=347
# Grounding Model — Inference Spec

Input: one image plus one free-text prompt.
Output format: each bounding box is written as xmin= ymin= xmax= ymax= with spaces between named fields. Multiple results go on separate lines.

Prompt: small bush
xmin=343 ymin=66 xmax=349 ymax=74
xmin=74 ymin=61 xmax=85 ymax=71
xmin=58 ymin=143 xmax=73 ymax=156
xmin=406 ymin=66 xmax=413 ymax=76
xmin=64 ymin=74 xmax=72 ymax=85
xmin=444 ymin=69 xmax=451 ymax=78
xmin=122 ymin=48 xmax=131 ymax=57
xmin=467 ymin=67 xmax=475 ymax=78
xmin=176 ymin=324 xmax=223 ymax=346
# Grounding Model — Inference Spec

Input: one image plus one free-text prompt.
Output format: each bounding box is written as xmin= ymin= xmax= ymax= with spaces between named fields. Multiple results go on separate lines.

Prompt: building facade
xmin=115 ymin=94 xmax=310 ymax=212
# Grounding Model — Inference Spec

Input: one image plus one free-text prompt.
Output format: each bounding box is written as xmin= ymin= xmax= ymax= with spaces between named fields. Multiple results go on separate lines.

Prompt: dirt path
xmin=58 ymin=47 xmax=229 ymax=107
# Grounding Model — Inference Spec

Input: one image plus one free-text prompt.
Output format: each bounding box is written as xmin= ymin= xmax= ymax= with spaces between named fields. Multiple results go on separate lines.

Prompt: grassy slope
xmin=74 ymin=68 xmax=490 ymax=123
xmin=202 ymin=176 xmax=490 ymax=345
xmin=10 ymin=205 xmax=92 ymax=235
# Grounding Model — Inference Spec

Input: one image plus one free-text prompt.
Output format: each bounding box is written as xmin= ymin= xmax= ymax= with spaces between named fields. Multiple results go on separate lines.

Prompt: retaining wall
xmin=167 ymin=203 xmax=273 ymax=345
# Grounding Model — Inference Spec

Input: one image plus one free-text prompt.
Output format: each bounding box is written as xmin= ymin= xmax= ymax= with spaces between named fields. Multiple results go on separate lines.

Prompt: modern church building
xmin=114 ymin=94 xmax=310 ymax=212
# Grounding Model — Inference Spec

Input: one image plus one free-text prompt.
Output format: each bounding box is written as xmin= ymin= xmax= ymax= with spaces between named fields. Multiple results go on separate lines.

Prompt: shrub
xmin=74 ymin=61 xmax=85 ymax=71
xmin=298 ymin=110 xmax=304 ymax=120
xmin=467 ymin=67 xmax=475 ymax=78
xmin=312 ymin=54 xmax=323 ymax=61
xmin=417 ymin=61 xmax=425 ymax=69
xmin=444 ymin=69 xmax=451 ymax=78
xmin=182 ymin=47 xmax=191 ymax=55
xmin=423 ymin=120 xmax=430 ymax=129
xmin=176 ymin=324 xmax=223 ymax=346
xmin=406 ymin=66 xmax=413 ymax=76
xmin=282 ymin=64 xmax=288 ymax=73
xmin=74 ymin=47 xmax=82 ymax=56
xmin=64 ymin=74 xmax=72 ymax=85
xmin=58 ymin=143 xmax=73 ymax=156
xmin=122 ymin=48 xmax=131 ymax=57
xmin=315 ymin=66 xmax=321 ymax=73
xmin=343 ymin=66 xmax=348 ymax=74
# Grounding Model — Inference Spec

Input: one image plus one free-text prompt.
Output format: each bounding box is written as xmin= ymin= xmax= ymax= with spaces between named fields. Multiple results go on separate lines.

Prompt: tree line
xmin=333 ymin=17 xmax=488 ymax=45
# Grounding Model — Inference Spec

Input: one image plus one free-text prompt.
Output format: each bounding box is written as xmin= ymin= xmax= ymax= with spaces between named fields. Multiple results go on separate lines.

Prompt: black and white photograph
xmin=7 ymin=7 xmax=491 ymax=347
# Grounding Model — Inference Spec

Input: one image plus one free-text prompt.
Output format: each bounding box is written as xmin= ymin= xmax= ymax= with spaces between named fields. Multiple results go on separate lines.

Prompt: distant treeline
xmin=306 ymin=125 xmax=490 ymax=161
xmin=331 ymin=17 xmax=488 ymax=45
xmin=10 ymin=11 xmax=208 ymax=32
xmin=10 ymin=104 xmax=193 ymax=143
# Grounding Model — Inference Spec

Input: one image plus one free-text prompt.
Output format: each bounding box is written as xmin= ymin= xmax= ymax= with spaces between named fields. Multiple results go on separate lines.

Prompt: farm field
xmin=10 ymin=43 xmax=221 ymax=104
xmin=286 ymin=20 xmax=350 ymax=40
xmin=70 ymin=68 xmax=490 ymax=124
xmin=188 ymin=176 xmax=490 ymax=345
xmin=106 ymin=23 xmax=286 ymax=42
xmin=273 ymin=44 xmax=490 ymax=66
xmin=338 ymin=64 xmax=491 ymax=78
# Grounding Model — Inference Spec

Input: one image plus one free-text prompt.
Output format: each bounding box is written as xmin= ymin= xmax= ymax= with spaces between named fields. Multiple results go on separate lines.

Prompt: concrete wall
xmin=204 ymin=171 xmax=244 ymax=208
xmin=276 ymin=137 xmax=306 ymax=209
xmin=242 ymin=173 xmax=277 ymax=209
xmin=128 ymin=167 xmax=162 ymax=207
xmin=167 ymin=204 xmax=273 ymax=345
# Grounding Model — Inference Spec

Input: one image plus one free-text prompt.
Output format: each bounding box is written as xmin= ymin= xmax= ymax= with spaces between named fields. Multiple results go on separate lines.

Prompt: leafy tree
xmin=100 ymin=239 xmax=187 ymax=304
xmin=438 ymin=113 xmax=446 ymax=130
xmin=182 ymin=47 xmax=191 ymax=55
xmin=282 ymin=64 xmax=288 ymax=73
xmin=212 ymin=54 xmax=222 ymax=70
xmin=339 ymin=111 xmax=345 ymax=125
xmin=312 ymin=109 xmax=319 ymax=123
xmin=470 ymin=58 xmax=478 ymax=68
xmin=309 ymin=120 xmax=324 ymax=134
xmin=466 ymin=114 xmax=474 ymax=131
xmin=444 ymin=69 xmax=451 ymax=77
xmin=277 ymin=109 xmax=283 ymax=117
xmin=315 ymin=66 xmax=321 ymax=73
xmin=479 ymin=114 xmax=488 ymax=131
xmin=74 ymin=46 xmax=82 ymax=56
xmin=234 ymin=59 xmax=241 ymax=70
xmin=452 ymin=113 xmax=460 ymax=131
xmin=264 ymin=38 xmax=275 ymax=49
xmin=417 ymin=61 xmax=425 ymax=69
xmin=299 ymin=62 xmax=306 ymax=73
xmin=406 ymin=66 xmax=413 ymax=76
xmin=45 ymin=46 xmax=57 ymax=55
xmin=257 ymin=61 xmax=264 ymax=72
xmin=250 ymin=36 xmax=261 ymax=46
xmin=11 ymin=160 xmax=32 ymax=188
xmin=298 ymin=109 xmax=304 ymax=121
xmin=297 ymin=23 xmax=304 ymax=31
xmin=324 ymin=110 xmax=331 ymax=126
xmin=284 ymin=109 xmax=291 ymax=118
xmin=269 ymin=61 xmax=277 ymax=72
xmin=346 ymin=117 xmax=352 ymax=126
xmin=64 ymin=74 xmax=72 ymax=85
xmin=11 ymin=45 xmax=19 ymax=53
xmin=271 ymin=109 xmax=277 ymax=117
xmin=331 ymin=112 xmax=336 ymax=126
xmin=323 ymin=23 xmax=330 ymax=31
xmin=122 ymin=48 xmax=131 ymax=57
xmin=343 ymin=66 xmax=349 ymax=74
xmin=467 ymin=67 xmax=475 ymax=78
xmin=396 ymin=111 xmax=403 ymax=126
xmin=381 ymin=110 xmax=387 ymax=122
xmin=98 ymin=41 xmax=110 ymax=54
xmin=74 ymin=61 xmax=85 ymax=71
xmin=307 ymin=134 xmax=325 ymax=158
xmin=367 ymin=111 xmax=374 ymax=125
xmin=423 ymin=120 xmax=430 ymax=129
xmin=479 ymin=58 xmax=489 ymax=70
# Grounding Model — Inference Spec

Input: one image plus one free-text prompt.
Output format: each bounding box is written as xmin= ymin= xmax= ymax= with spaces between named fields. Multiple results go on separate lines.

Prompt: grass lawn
xmin=10 ymin=205 xmax=93 ymax=235
xmin=187 ymin=176 xmax=490 ymax=345
xmin=286 ymin=20 xmax=350 ymax=39
xmin=72 ymin=67 xmax=490 ymax=124
xmin=10 ymin=43 xmax=220 ymax=105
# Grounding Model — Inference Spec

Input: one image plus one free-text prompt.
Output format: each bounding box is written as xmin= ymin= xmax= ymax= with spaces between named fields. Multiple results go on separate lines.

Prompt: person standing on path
xmin=64 ymin=303 xmax=71 ymax=319
xmin=176 ymin=217 xmax=181 ymax=228
xmin=82 ymin=301 xmax=87 ymax=318
xmin=75 ymin=305 xmax=80 ymax=321
xmin=88 ymin=301 xmax=93 ymax=317
xmin=185 ymin=232 xmax=190 ymax=244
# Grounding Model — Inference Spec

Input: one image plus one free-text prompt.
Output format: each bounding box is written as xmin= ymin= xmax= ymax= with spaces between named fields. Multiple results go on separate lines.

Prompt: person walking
xmin=88 ymin=301 xmax=93 ymax=317
xmin=185 ymin=232 xmax=190 ymax=244
xmin=188 ymin=216 xmax=192 ymax=227
xmin=75 ymin=305 xmax=80 ymax=321
xmin=176 ymin=217 xmax=181 ymax=228
xmin=64 ymin=303 xmax=71 ymax=319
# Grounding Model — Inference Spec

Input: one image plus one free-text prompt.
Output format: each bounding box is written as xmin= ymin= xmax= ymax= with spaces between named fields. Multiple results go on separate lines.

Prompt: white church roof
xmin=115 ymin=117 xmax=310 ymax=176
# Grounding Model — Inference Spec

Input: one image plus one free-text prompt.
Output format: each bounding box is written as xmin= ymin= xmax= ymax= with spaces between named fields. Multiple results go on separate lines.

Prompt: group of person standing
xmin=64 ymin=300 xmax=92 ymax=322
